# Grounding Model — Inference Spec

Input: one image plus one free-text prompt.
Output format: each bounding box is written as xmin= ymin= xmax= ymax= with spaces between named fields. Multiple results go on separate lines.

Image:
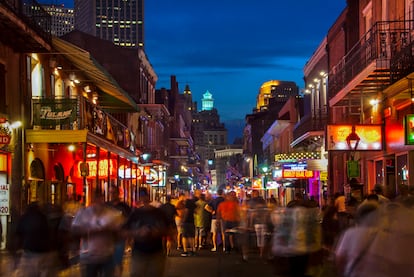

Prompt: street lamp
xmin=346 ymin=125 xmax=361 ymax=178
xmin=346 ymin=125 xmax=360 ymax=159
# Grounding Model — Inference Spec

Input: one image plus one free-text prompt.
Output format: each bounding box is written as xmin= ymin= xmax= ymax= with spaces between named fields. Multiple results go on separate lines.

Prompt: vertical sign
xmin=0 ymin=184 xmax=10 ymax=215
xmin=405 ymin=114 xmax=414 ymax=145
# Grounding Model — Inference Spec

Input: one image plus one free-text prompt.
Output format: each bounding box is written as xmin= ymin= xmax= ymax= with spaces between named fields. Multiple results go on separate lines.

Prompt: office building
xmin=74 ymin=0 xmax=144 ymax=48
xmin=42 ymin=4 xmax=74 ymax=37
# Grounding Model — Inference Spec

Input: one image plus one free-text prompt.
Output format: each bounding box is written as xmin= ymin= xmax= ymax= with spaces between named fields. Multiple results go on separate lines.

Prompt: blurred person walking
xmin=160 ymin=195 xmax=178 ymax=256
xmin=123 ymin=187 xmax=169 ymax=277
xmin=180 ymin=190 xmax=198 ymax=257
xmin=106 ymin=185 xmax=132 ymax=277
xmin=204 ymin=189 xmax=225 ymax=252
xmin=60 ymin=195 xmax=83 ymax=266
xmin=194 ymin=193 xmax=210 ymax=250
xmin=71 ymin=192 xmax=124 ymax=277
xmin=335 ymin=201 xmax=414 ymax=277
xmin=370 ymin=184 xmax=390 ymax=204
xmin=334 ymin=192 xmax=349 ymax=232
xmin=14 ymin=201 xmax=62 ymax=277
xmin=271 ymin=194 xmax=322 ymax=277
xmin=321 ymin=196 xmax=340 ymax=253
xmin=247 ymin=190 xmax=270 ymax=258
xmin=174 ymin=193 xmax=186 ymax=250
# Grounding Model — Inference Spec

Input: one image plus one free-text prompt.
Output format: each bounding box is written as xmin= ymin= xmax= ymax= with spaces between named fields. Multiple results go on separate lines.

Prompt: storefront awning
xmin=52 ymin=37 xmax=138 ymax=112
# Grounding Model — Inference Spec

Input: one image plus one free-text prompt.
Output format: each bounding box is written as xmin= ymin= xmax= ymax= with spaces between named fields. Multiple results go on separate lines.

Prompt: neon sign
xmin=282 ymin=170 xmax=314 ymax=178
xmin=118 ymin=166 xmax=142 ymax=179
xmin=327 ymin=125 xmax=382 ymax=151
xmin=78 ymin=159 xmax=117 ymax=178
xmin=405 ymin=115 xmax=414 ymax=145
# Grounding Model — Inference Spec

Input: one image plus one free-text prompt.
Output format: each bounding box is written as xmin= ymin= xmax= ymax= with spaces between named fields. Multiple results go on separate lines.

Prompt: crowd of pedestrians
xmin=5 ymin=184 xmax=414 ymax=277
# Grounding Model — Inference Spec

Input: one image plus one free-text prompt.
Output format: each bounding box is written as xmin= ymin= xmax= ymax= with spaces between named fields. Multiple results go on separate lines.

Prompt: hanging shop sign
xmin=32 ymin=99 xmax=77 ymax=129
xmin=326 ymin=124 xmax=382 ymax=151
xmin=347 ymin=160 xmax=360 ymax=178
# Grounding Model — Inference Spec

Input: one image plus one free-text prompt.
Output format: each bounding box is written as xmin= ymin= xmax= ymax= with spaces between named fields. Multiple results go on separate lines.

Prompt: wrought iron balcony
xmin=390 ymin=38 xmax=414 ymax=83
xmin=0 ymin=0 xmax=52 ymax=52
xmin=328 ymin=20 xmax=412 ymax=105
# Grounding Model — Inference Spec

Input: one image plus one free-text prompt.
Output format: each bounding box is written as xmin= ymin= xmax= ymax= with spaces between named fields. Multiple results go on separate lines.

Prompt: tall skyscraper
xmin=41 ymin=4 xmax=74 ymax=37
xmin=74 ymin=0 xmax=144 ymax=48
xmin=201 ymin=90 xmax=214 ymax=111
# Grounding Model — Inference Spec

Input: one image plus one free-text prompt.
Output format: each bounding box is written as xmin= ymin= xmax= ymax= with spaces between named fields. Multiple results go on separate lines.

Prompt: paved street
xmin=163 ymin=248 xmax=274 ymax=277
xmin=1 ymin=247 xmax=275 ymax=277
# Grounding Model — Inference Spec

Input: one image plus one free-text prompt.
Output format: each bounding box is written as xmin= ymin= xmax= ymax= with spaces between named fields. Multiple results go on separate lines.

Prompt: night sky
xmin=39 ymin=0 xmax=346 ymax=140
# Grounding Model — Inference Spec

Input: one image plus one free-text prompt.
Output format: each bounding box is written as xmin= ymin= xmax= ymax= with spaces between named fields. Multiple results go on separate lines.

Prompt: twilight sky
xmin=144 ymin=0 xmax=346 ymax=121
xmin=41 ymin=0 xmax=346 ymax=138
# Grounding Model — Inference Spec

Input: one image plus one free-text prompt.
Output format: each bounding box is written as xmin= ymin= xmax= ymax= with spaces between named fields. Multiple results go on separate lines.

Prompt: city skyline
xmin=39 ymin=0 xmax=347 ymax=141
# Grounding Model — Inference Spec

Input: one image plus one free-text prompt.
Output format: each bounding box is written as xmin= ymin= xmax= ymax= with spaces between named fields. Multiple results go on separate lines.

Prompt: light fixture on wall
xmin=68 ymin=144 xmax=76 ymax=152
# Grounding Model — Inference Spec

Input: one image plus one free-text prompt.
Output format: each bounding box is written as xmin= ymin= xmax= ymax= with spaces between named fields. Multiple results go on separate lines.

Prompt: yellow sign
xmin=320 ymin=171 xmax=328 ymax=181
xmin=282 ymin=170 xmax=314 ymax=178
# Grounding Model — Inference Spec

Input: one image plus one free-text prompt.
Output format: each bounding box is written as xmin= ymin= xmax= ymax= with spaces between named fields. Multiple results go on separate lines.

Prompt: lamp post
xmin=346 ymin=125 xmax=361 ymax=179
xmin=346 ymin=125 xmax=360 ymax=159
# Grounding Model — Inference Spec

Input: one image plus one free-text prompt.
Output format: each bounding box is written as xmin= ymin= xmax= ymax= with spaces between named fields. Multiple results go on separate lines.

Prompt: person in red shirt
xmin=216 ymin=191 xmax=240 ymax=253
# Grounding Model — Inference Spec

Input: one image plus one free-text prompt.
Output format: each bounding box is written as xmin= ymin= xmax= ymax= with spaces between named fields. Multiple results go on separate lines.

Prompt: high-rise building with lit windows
xmin=41 ymin=4 xmax=74 ymax=37
xmin=74 ymin=0 xmax=144 ymax=48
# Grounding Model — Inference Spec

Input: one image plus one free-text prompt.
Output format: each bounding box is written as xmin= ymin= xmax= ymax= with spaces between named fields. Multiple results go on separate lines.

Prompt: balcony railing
xmin=329 ymin=20 xmax=412 ymax=100
xmin=293 ymin=108 xmax=328 ymax=141
xmin=1 ymin=0 xmax=52 ymax=42
xmin=390 ymin=38 xmax=414 ymax=83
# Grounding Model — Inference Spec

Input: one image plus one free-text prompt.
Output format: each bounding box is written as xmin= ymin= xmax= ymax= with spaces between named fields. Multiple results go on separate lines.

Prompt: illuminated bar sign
xmin=282 ymin=163 xmax=313 ymax=179
xmin=326 ymin=125 xmax=382 ymax=151
xmin=118 ymin=166 xmax=142 ymax=179
xmin=283 ymin=170 xmax=314 ymax=178
xmin=78 ymin=159 xmax=117 ymax=178
xmin=404 ymin=114 xmax=414 ymax=145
